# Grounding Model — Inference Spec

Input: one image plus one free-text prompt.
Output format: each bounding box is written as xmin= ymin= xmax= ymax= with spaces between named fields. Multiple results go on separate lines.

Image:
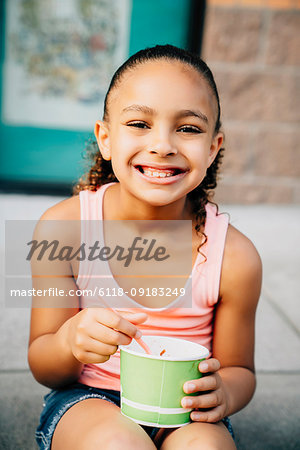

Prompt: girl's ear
xmin=208 ymin=131 xmax=223 ymax=167
xmin=94 ymin=120 xmax=111 ymax=161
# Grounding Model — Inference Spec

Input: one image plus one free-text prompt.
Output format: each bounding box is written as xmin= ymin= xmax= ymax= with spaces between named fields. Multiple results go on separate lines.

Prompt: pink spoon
xmin=135 ymin=337 xmax=152 ymax=355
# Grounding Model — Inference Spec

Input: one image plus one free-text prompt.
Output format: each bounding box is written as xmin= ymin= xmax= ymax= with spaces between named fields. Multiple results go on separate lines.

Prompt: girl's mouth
xmin=133 ymin=164 xmax=188 ymax=184
xmin=135 ymin=165 xmax=186 ymax=178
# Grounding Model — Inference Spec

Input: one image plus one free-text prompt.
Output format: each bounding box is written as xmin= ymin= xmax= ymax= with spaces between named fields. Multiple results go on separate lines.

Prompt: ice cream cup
xmin=119 ymin=336 xmax=209 ymax=428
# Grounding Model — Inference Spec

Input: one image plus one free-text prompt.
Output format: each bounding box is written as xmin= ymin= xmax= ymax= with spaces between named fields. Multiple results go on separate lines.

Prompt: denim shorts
xmin=35 ymin=382 xmax=234 ymax=449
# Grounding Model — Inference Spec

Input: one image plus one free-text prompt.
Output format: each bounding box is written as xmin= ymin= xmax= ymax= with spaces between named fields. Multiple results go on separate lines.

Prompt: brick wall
xmin=202 ymin=0 xmax=300 ymax=203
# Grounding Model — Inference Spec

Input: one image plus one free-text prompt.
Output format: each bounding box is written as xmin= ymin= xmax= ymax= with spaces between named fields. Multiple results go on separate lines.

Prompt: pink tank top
xmin=77 ymin=183 xmax=229 ymax=390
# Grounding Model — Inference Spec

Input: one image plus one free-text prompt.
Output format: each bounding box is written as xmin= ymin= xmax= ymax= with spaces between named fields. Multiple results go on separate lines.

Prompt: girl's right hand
xmin=64 ymin=308 xmax=148 ymax=364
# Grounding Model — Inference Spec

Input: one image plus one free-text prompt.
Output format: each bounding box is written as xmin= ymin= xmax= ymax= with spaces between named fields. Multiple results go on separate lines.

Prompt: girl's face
xmin=95 ymin=60 xmax=223 ymax=208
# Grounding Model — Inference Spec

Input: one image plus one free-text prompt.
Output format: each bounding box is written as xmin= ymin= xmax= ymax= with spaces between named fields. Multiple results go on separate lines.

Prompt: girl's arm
xmin=28 ymin=307 xmax=82 ymax=389
xmin=181 ymin=224 xmax=262 ymax=421
xmin=28 ymin=200 xmax=146 ymax=389
xmin=213 ymin=224 xmax=262 ymax=415
xmin=28 ymin=201 xmax=83 ymax=388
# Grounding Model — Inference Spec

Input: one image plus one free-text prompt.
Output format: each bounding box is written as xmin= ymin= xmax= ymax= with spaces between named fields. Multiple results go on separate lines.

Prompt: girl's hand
xmin=64 ymin=308 xmax=148 ymax=364
xmin=181 ymin=358 xmax=230 ymax=423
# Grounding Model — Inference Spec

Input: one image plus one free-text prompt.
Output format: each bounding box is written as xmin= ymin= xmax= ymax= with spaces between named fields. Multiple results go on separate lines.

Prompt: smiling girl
xmin=29 ymin=45 xmax=262 ymax=449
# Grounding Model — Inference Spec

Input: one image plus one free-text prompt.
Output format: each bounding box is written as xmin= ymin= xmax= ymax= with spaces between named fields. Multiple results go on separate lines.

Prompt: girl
xmin=29 ymin=44 xmax=262 ymax=449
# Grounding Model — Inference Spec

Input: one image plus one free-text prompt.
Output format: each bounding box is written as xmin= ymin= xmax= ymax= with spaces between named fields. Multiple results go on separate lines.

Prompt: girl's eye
xmin=178 ymin=126 xmax=201 ymax=134
xmin=127 ymin=121 xmax=149 ymax=129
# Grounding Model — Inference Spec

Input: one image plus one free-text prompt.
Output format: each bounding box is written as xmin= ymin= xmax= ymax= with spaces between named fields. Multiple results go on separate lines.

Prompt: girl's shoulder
xmin=39 ymin=194 xmax=80 ymax=221
xmin=33 ymin=195 xmax=81 ymax=252
xmin=220 ymin=224 xmax=262 ymax=303
xmin=224 ymin=224 xmax=261 ymax=268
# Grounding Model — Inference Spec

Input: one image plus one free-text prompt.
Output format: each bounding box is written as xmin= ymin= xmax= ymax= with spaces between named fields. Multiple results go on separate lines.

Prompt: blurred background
xmin=0 ymin=1 xmax=299 ymax=449
xmin=0 ymin=0 xmax=299 ymax=202
xmin=0 ymin=0 xmax=205 ymax=195
xmin=203 ymin=0 xmax=300 ymax=204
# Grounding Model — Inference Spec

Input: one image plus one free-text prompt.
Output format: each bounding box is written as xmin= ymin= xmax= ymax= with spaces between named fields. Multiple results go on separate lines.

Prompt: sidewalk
xmin=1 ymin=194 xmax=299 ymax=449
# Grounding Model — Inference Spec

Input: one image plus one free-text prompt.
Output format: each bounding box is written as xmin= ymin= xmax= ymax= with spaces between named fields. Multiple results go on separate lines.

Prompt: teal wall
xmin=0 ymin=0 xmax=191 ymax=188
xmin=129 ymin=0 xmax=190 ymax=55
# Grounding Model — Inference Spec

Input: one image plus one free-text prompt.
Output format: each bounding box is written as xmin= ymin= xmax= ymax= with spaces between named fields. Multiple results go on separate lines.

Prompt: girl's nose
xmin=148 ymin=133 xmax=177 ymax=157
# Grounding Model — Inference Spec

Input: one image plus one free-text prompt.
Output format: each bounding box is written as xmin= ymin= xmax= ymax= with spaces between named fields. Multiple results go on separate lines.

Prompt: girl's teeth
xmin=143 ymin=169 xmax=174 ymax=178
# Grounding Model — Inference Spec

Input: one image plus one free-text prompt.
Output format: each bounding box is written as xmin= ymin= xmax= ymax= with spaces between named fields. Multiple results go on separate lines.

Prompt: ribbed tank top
xmin=77 ymin=183 xmax=229 ymax=390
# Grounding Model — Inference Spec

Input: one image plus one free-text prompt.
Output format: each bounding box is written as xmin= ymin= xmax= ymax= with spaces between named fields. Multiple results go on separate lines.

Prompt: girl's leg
xmin=160 ymin=421 xmax=236 ymax=450
xmin=51 ymin=398 xmax=156 ymax=450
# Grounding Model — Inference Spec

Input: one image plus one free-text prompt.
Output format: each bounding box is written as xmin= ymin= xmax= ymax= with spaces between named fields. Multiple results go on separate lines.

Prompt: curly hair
xmin=74 ymin=44 xmax=225 ymax=250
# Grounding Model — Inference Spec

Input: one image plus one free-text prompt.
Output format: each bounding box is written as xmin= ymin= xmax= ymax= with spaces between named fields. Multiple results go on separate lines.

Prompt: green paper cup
xmin=120 ymin=336 xmax=209 ymax=428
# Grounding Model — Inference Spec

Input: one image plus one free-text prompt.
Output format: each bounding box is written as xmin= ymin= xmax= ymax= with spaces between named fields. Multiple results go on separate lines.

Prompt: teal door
xmin=0 ymin=0 xmax=202 ymax=194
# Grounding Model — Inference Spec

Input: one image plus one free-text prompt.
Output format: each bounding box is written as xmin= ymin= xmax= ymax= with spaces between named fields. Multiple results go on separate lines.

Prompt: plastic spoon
xmin=135 ymin=337 xmax=152 ymax=355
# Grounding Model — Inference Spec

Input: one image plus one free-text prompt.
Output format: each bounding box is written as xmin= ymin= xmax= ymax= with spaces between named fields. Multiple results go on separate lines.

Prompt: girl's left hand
xmin=181 ymin=358 xmax=230 ymax=423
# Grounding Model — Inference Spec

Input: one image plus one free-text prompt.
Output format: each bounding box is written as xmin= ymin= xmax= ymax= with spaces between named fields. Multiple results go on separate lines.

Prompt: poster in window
xmin=2 ymin=0 xmax=132 ymax=130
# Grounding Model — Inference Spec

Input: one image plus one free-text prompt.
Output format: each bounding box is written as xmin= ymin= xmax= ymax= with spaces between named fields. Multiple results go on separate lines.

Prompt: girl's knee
xmin=161 ymin=422 xmax=236 ymax=450
xmin=103 ymin=433 xmax=156 ymax=450
xmin=186 ymin=437 xmax=236 ymax=450
xmin=82 ymin=423 xmax=156 ymax=450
